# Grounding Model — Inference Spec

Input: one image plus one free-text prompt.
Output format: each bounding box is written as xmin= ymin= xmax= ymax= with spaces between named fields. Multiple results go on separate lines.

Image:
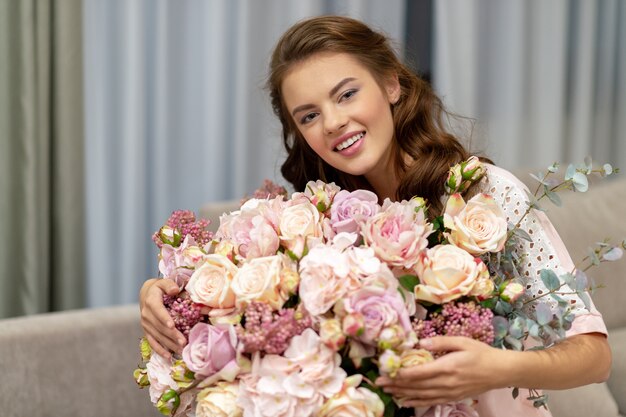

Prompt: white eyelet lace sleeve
xmin=482 ymin=165 xmax=588 ymax=316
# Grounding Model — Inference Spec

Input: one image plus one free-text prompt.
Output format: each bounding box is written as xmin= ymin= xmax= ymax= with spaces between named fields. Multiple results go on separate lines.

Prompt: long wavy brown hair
xmin=268 ymin=15 xmax=481 ymax=215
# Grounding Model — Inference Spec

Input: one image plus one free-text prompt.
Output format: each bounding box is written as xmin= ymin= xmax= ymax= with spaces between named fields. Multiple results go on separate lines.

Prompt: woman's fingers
xmin=140 ymin=278 xmax=186 ymax=354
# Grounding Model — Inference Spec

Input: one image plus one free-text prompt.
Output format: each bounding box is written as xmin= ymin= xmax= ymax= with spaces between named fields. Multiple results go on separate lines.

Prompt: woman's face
xmin=281 ymin=52 xmax=400 ymax=181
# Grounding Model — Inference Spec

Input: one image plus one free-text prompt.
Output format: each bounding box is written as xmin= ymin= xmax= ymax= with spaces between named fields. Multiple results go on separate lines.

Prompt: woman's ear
xmin=385 ymin=74 xmax=401 ymax=104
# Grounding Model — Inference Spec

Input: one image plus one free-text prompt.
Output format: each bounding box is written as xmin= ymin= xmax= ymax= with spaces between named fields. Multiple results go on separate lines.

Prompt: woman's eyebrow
xmin=291 ymin=77 xmax=357 ymax=117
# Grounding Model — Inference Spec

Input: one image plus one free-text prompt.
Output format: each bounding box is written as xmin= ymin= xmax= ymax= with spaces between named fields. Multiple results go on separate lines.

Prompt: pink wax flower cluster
xmin=413 ymin=301 xmax=495 ymax=355
xmin=135 ymin=157 xmax=623 ymax=416
xmin=152 ymin=209 xmax=213 ymax=249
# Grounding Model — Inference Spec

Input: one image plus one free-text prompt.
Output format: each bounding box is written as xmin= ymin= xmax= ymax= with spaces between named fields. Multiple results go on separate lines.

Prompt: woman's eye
xmin=339 ymin=89 xmax=358 ymax=102
xmin=300 ymin=112 xmax=318 ymax=124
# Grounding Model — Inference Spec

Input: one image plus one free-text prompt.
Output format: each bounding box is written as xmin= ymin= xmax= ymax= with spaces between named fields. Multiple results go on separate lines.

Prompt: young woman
xmin=140 ymin=15 xmax=611 ymax=416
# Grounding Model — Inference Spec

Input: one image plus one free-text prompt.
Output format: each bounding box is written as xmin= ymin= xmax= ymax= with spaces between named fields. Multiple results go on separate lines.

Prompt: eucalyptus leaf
xmin=587 ymin=247 xmax=601 ymax=266
xmin=512 ymin=228 xmax=533 ymax=242
xmin=575 ymin=269 xmax=588 ymax=291
xmin=545 ymin=189 xmax=562 ymax=206
xmin=603 ymin=163 xmax=613 ymax=176
xmin=529 ymin=173 xmax=546 ymax=185
xmin=560 ymin=272 xmax=575 ymax=287
xmin=508 ymin=317 xmax=525 ymax=338
xmin=540 ymin=269 xmax=560 ymax=291
xmin=572 ymin=172 xmax=589 ymax=192
xmin=492 ymin=316 xmax=509 ymax=339
xmin=535 ymin=303 xmax=553 ymax=326
xmin=577 ymin=290 xmax=592 ymax=310
xmin=602 ymin=247 xmax=623 ymax=261
xmin=565 ymin=164 xmax=576 ymax=180
xmin=529 ymin=323 xmax=540 ymax=339
xmin=584 ymin=156 xmax=593 ymax=173
xmin=505 ymin=335 xmax=523 ymax=351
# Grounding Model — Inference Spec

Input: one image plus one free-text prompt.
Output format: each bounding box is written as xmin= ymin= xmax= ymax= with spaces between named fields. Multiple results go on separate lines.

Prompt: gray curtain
xmin=0 ymin=0 xmax=85 ymax=318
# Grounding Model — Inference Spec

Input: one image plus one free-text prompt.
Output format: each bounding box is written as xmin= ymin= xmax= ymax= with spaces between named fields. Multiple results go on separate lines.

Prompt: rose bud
xmin=501 ymin=282 xmax=524 ymax=303
xmin=378 ymin=349 xmax=402 ymax=377
xmin=342 ymin=312 xmax=365 ymax=338
xmin=320 ymin=318 xmax=346 ymax=351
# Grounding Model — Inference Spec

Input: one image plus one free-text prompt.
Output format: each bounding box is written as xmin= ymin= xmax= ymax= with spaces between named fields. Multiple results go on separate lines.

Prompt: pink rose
xmin=215 ymin=201 xmax=280 ymax=260
xmin=146 ymin=353 xmax=178 ymax=404
xmin=343 ymin=286 xmax=412 ymax=346
xmin=186 ymin=254 xmax=237 ymax=309
xmin=330 ymin=189 xmax=380 ymax=234
xmin=444 ymin=193 xmax=508 ymax=255
xmin=299 ymin=244 xmax=351 ymax=315
xmin=182 ymin=323 xmax=237 ymax=378
xmin=361 ymin=198 xmax=432 ymax=269
xmin=413 ymin=245 xmax=487 ymax=304
xmin=158 ymin=236 xmax=203 ymax=287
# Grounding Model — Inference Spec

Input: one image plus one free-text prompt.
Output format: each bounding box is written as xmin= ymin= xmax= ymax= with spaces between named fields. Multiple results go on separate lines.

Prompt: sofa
xmin=0 ymin=176 xmax=624 ymax=417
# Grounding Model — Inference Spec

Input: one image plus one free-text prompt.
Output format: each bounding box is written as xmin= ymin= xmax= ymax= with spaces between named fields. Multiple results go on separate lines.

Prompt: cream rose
xmin=317 ymin=375 xmax=384 ymax=417
xmin=279 ymin=199 xmax=323 ymax=256
xmin=444 ymin=193 xmax=508 ymax=255
xmin=186 ymin=254 xmax=237 ymax=309
xmin=231 ymin=254 xmax=293 ymax=310
xmin=413 ymin=245 xmax=486 ymax=304
xmin=196 ymin=382 xmax=242 ymax=417
xmin=400 ymin=348 xmax=434 ymax=368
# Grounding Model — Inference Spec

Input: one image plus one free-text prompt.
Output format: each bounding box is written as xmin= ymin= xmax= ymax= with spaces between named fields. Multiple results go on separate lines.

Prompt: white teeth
xmin=336 ymin=133 xmax=364 ymax=151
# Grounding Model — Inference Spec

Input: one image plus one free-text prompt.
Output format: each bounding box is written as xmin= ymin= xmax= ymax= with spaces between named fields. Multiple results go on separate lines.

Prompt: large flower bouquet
xmin=134 ymin=158 xmax=623 ymax=417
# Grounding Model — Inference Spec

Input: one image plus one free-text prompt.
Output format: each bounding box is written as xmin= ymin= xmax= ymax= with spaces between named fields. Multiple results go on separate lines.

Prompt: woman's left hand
xmin=375 ymin=336 xmax=509 ymax=407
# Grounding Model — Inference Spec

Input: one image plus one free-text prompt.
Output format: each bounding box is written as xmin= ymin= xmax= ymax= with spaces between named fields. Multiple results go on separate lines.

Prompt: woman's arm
xmin=139 ymin=278 xmax=186 ymax=358
xmin=375 ymin=332 xmax=611 ymax=407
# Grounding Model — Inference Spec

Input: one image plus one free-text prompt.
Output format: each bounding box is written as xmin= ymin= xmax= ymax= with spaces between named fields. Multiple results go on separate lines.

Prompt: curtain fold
xmin=82 ymin=0 xmax=406 ymax=308
xmin=0 ymin=0 xmax=85 ymax=318
xmin=433 ymin=0 xmax=626 ymax=171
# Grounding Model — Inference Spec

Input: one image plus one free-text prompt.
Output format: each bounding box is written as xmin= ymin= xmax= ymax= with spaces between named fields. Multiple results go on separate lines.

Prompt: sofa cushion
xmin=0 ymin=305 xmax=158 ymax=417
xmin=546 ymin=382 xmax=620 ymax=417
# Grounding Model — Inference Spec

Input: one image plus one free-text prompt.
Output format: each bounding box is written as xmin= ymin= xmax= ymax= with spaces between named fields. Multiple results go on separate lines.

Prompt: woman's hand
xmin=375 ymin=336 xmax=508 ymax=407
xmin=375 ymin=332 xmax=611 ymax=408
xmin=139 ymin=278 xmax=186 ymax=358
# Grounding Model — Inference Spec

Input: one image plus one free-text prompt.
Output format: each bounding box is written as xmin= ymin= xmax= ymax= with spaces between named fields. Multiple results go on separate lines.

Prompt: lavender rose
xmin=330 ymin=189 xmax=380 ymax=234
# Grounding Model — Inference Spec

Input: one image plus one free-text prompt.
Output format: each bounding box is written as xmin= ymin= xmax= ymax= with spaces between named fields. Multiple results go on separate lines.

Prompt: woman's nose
xmin=323 ymin=108 xmax=348 ymax=135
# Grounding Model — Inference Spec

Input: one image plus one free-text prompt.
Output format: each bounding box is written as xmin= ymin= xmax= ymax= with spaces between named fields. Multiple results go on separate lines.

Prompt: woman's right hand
xmin=139 ymin=278 xmax=186 ymax=358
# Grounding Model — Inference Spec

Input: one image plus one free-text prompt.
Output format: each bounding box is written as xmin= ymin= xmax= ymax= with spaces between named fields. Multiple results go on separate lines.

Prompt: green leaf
xmin=540 ymin=269 xmax=560 ymax=291
xmin=398 ymin=275 xmax=420 ymax=292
